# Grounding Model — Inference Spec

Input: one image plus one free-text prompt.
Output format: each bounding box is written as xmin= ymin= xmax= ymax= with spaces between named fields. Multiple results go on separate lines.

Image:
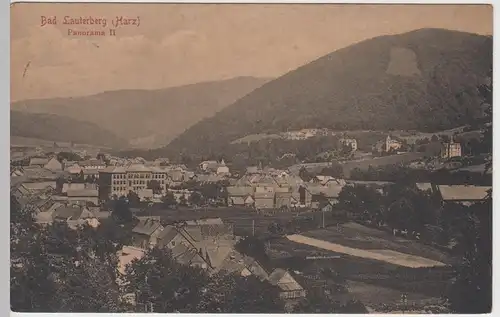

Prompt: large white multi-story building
xmin=98 ymin=164 xmax=172 ymax=200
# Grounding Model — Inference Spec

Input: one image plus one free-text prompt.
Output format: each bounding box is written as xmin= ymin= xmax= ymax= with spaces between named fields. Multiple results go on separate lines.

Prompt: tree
xmin=338 ymin=300 xmax=369 ymax=313
xmin=11 ymin=204 xmax=124 ymax=312
xmin=340 ymin=143 xmax=354 ymax=156
xmin=162 ymin=191 xmax=178 ymax=208
xmin=234 ymin=236 xmax=269 ymax=268
xmin=78 ymin=218 xmax=133 ymax=260
xmin=338 ymin=184 xmax=383 ymax=223
xmin=386 ymin=185 xmax=439 ymax=232
xmin=179 ymin=195 xmax=188 ymax=207
xmin=268 ymin=222 xmax=284 ymax=236
xmin=86 ymin=174 xmax=97 ymax=184
xmin=76 ymin=170 xmax=86 ymax=183
xmin=299 ymin=167 xmax=314 ymax=182
xmin=293 ymin=290 xmax=347 ymax=313
xmin=198 ymin=273 xmax=284 ymax=313
xmin=147 ymin=180 xmax=163 ymax=195
xmin=52 ymin=254 xmax=123 ymax=312
xmin=189 ymin=192 xmax=203 ymax=207
xmin=478 ymin=68 xmax=492 ymax=170
xmin=126 ymin=191 xmax=141 ymax=207
xmin=57 ymin=151 xmax=83 ymax=163
xmin=125 ymin=247 xmax=210 ymax=313
xmin=320 ymin=164 xmax=344 ymax=178
xmin=112 ymin=197 xmax=133 ymax=223
xmin=96 ymin=153 xmax=106 ymax=161
xmin=447 ymin=196 xmax=492 ymax=313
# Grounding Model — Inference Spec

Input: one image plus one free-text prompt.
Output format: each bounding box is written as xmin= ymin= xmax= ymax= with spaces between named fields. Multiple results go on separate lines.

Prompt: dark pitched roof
xmin=54 ymin=206 xmax=83 ymax=220
xmin=132 ymin=218 xmax=163 ymax=236
xmin=268 ymin=268 xmax=288 ymax=284
xmin=157 ymin=225 xmax=179 ymax=245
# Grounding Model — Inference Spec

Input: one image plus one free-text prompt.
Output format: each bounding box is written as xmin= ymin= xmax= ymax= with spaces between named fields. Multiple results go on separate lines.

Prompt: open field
xmin=287 ymin=234 xmax=446 ymax=268
xmin=301 ymin=222 xmax=453 ymax=264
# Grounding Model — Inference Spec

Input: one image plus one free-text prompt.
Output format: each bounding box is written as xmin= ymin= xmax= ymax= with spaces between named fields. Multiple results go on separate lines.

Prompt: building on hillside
xmin=199 ymin=160 xmax=230 ymax=175
xmin=227 ymin=186 xmax=254 ymax=207
xmin=339 ymin=137 xmax=358 ymax=152
xmin=131 ymin=218 xmax=165 ymax=249
xmin=441 ymin=137 xmax=462 ymax=159
xmin=44 ymin=157 xmax=63 ymax=171
xmin=268 ymin=269 xmax=307 ymax=300
xmin=436 ymin=185 xmax=491 ymax=206
xmin=385 ymin=135 xmax=402 ymax=152
xmin=199 ymin=160 xmax=218 ymax=172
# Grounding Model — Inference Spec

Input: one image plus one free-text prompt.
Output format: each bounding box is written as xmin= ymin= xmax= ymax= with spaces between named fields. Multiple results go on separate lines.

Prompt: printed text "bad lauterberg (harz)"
xmin=40 ymin=16 xmax=141 ymax=28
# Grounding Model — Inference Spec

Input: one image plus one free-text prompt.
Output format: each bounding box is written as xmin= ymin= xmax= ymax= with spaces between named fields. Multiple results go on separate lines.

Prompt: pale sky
xmin=11 ymin=4 xmax=492 ymax=101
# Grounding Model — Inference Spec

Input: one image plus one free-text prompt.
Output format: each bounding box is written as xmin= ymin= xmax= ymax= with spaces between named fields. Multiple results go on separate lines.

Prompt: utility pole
xmin=322 ymin=210 xmax=325 ymax=228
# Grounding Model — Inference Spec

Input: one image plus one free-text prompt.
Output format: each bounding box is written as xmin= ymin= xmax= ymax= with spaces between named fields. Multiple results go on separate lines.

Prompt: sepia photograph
xmin=10 ymin=3 xmax=493 ymax=314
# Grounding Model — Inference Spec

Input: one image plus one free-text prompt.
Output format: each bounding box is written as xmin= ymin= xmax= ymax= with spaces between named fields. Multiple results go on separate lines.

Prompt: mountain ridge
xmin=11 ymin=76 xmax=270 ymax=148
xmin=10 ymin=110 xmax=128 ymax=148
xmin=156 ymin=28 xmax=492 ymax=160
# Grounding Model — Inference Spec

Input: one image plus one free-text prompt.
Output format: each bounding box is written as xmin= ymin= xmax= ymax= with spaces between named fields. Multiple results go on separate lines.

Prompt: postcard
xmin=10 ymin=3 xmax=493 ymax=314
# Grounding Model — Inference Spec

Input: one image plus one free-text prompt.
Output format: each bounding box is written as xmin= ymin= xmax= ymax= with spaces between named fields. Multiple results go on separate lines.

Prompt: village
xmin=10 ymin=131 xmax=492 ymax=313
